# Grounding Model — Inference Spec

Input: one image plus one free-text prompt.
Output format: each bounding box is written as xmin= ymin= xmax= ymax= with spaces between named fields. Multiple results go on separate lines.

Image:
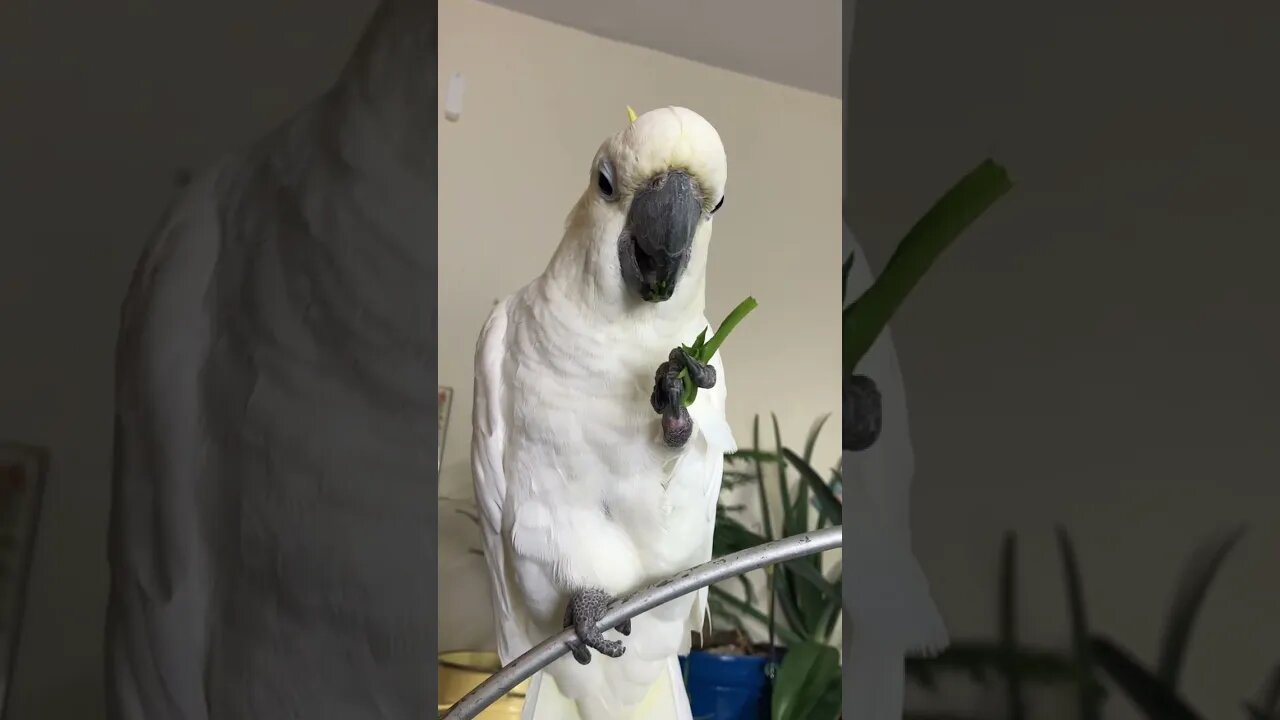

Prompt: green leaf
xmin=680 ymin=296 xmax=758 ymax=406
xmin=708 ymin=595 xmax=752 ymax=639
xmin=781 ymin=449 xmax=841 ymax=526
xmin=841 ymin=251 xmax=856 ymax=305
xmin=750 ymin=417 xmax=773 ymax=541
xmin=907 ymin=641 xmax=1082 ymax=686
xmin=816 ymin=467 xmax=841 ymax=530
xmin=796 ymin=415 xmax=829 ymax=629
xmin=707 ymin=586 xmax=801 ymax=646
xmin=768 ymin=415 xmax=807 ymax=635
xmin=801 ymin=414 xmax=829 ymax=465
xmin=792 ymin=415 xmax=828 ymax=540
xmin=708 ymin=512 xmax=761 ymax=607
xmin=772 ymin=641 xmax=842 ymax=720
xmin=843 ymin=158 xmax=1012 ymax=375
xmin=1156 ymin=525 xmax=1246 ymax=689
xmin=998 ymin=531 xmax=1026 ymax=720
xmin=778 ymin=558 xmax=839 ymax=602
xmin=725 ymin=449 xmax=780 ymax=464
xmin=771 ymin=415 xmax=793 ymax=535
xmin=713 ymin=512 xmax=768 ymax=557
xmin=692 ymin=327 xmax=708 ymax=353
xmin=699 ymin=296 xmax=757 ymax=362
xmin=772 ymin=566 xmax=807 ymax=642
xmin=814 ymin=561 xmax=842 ymax=642
xmin=733 ymin=573 xmax=757 ymax=609
xmin=1090 ymin=635 xmax=1207 ymax=720
xmin=1056 ymin=526 xmax=1103 ymax=720
xmin=719 ymin=471 xmax=755 ymax=491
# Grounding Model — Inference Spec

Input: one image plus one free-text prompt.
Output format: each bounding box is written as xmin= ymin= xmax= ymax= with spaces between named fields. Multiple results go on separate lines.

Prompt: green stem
xmin=699 ymin=296 xmax=757 ymax=361
xmin=842 ymin=159 xmax=1012 ymax=376
xmin=681 ymin=296 xmax=758 ymax=405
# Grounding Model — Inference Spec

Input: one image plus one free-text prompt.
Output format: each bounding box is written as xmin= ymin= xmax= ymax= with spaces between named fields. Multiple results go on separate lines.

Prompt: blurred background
xmin=851 ymin=1 xmax=1280 ymax=718
xmin=2 ymin=3 xmax=382 ymax=717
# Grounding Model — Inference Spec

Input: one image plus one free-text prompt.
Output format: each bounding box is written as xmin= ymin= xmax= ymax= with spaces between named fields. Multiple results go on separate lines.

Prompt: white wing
xmin=684 ymin=348 xmax=736 ymax=641
xmin=107 ymin=165 xmax=223 ymax=720
xmin=843 ymin=223 xmax=948 ymax=720
xmin=471 ymin=297 xmax=531 ymax=665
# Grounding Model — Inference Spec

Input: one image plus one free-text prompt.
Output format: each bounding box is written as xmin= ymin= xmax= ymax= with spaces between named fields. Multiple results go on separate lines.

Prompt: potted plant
xmin=681 ymin=414 xmax=844 ymax=720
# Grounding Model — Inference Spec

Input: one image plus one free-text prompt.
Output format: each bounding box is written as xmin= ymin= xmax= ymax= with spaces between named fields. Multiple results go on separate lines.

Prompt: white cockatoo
xmin=105 ymin=3 xmax=437 ymax=719
xmin=842 ymin=224 xmax=949 ymax=719
xmin=471 ymin=106 xmax=736 ymax=720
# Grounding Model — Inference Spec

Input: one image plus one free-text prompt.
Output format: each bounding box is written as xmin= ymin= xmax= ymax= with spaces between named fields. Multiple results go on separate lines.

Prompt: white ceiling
xmin=479 ymin=0 xmax=843 ymax=98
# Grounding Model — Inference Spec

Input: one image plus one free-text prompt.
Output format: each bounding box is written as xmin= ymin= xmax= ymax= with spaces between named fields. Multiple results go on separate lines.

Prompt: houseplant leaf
xmin=999 ymin=531 xmax=1027 ymax=720
xmin=1090 ymin=636 xmax=1206 ymax=720
xmin=1156 ymin=525 xmax=1246 ymax=689
xmin=781 ymin=449 xmax=841 ymax=526
xmin=1056 ymin=526 xmax=1103 ymax=720
xmin=766 ymin=415 xmax=807 ymax=638
xmin=907 ymin=641 xmax=1081 ymax=686
xmin=841 ymin=251 xmax=856 ymax=304
xmin=707 ymin=586 xmax=802 ymax=646
xmin=680 ymin=296 xmax=757 ymax=405
xmin=843 ymin=158 xmax=1012 ymax=375
xmin=772 ymin=641 xmax=842 ymax=720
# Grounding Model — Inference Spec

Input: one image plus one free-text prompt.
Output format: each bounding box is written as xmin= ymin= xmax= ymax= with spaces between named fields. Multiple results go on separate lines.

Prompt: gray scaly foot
xmin=562 ymin=588 xmax=631 ymax=665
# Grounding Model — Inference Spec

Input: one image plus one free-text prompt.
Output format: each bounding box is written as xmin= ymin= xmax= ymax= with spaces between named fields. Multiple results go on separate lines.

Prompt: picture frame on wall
xmin=438 ymin=386 xmax=454 ymax=472
xmin=0 ymin=443 xmax=49 ymax=719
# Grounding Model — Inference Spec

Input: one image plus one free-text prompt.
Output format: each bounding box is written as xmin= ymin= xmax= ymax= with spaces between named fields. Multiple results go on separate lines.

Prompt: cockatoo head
xmin=567 ymin=106 xmax=727 ymax=306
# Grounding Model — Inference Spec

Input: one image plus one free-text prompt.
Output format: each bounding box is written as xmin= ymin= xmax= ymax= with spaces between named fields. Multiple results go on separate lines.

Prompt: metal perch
xmin=441 ymin=525 xmax=844 ymax=720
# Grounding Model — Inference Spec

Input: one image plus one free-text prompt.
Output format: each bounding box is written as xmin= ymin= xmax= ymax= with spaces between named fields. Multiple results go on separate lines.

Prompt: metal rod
xmin=441 ymin=525 xmax=843 ymax=720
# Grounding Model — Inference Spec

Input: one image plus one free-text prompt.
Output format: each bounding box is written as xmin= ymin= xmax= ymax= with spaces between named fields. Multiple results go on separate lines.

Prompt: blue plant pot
xmin=679 ymin=651 xmax=772 ymax=720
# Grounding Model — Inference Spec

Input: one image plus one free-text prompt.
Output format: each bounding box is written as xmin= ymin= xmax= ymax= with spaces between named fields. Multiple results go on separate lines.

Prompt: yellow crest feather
xmin=626 ymin=105 xmax=638 ymax=123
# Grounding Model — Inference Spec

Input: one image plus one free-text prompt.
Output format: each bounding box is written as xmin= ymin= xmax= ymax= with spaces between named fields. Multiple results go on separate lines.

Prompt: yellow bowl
xmin=438 ymin=650 xmax=529 ymax=719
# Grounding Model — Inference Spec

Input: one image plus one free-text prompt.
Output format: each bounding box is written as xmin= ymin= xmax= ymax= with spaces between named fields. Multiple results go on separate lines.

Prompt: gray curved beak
xmin=618 ymin=169 xmax=702 ymax=303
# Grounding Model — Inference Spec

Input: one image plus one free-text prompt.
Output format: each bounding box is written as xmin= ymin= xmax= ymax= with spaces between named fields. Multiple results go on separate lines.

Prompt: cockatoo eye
xmin=597 ymin=159 xmax=616 ymax=199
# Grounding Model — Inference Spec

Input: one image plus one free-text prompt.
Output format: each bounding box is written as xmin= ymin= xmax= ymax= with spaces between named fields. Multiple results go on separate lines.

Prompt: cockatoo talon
xmin=843 ymin=373 xmax=883 ymax=452
xmin=660 ymin=411 xmax=693 ymax=447
xmin=671 ymin=346 xmax=716 ymax=389
xmin=562 ymin=588 xmax=628 ymax=664
xmin=650 ymin=346 xmax=715 ymax=447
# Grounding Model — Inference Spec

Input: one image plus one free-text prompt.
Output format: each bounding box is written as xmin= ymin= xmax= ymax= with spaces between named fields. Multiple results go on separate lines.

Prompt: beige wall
xmin=852 ymin=2 xmax=1280 ymax=719
xmin=437 ymin=0 xmax=842 ymax=650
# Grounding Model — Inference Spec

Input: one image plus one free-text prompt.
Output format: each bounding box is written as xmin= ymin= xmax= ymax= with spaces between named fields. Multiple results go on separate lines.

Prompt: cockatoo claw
xmin=562 ymin=588 xmax=628 ymax=665
xmin=650 ymin=347 xmax=716 ymax=447
xmin=843 ymin=373 xmax=883 ymax=452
